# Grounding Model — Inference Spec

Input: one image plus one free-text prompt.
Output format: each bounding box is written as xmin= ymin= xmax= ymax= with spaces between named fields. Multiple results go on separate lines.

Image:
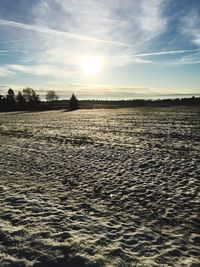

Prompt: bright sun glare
xmin=81 ymin=55 xmax=102 ymax=76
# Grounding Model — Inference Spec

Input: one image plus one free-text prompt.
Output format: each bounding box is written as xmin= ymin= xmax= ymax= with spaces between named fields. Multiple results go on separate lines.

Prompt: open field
xmin=0 ymin=107 xmax=200 ymax=267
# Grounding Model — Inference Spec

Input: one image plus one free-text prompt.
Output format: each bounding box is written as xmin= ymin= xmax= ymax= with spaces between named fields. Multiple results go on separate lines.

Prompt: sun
xmin=81 ymin=55 xmax=103 ymax=76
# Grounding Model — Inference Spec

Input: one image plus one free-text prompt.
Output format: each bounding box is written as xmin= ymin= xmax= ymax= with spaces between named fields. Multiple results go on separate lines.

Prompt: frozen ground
xmin=0 ymin=107 xmax=199 ymax=267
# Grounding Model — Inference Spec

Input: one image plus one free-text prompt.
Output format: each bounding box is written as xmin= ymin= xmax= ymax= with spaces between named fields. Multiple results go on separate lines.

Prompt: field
xmin=0 ymin=107 xmax=199 ymax=267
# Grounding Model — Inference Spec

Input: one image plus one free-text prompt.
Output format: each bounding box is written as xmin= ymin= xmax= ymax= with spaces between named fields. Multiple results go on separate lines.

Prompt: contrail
xmin=134 ymin=48 xmax=200 ymax=57
xmin=0 ymin=50 xmax=23 ymax=53
xmin=0 ymin=38 xmax=33 ymax=43
xmin=0 ymin=19 xmax=131 ymax=47
xmin=41 ymin=0 xmax=51 ymax=10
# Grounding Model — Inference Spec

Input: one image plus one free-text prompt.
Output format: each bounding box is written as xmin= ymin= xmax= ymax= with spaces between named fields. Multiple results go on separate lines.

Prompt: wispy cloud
xmin=181 ymin=10 xmax=200 ymax=47
xmin=169 ymin=50 xmax=200 ymax=65
xmin=134 ymin=48 xmax=200 ymax=57
xmin=0 ymin=19 xmax=130 ymax=47
xmin=0 ymin=38 xmax=34 ymax=43
xmin=109 ymin=48 xmax=200 ymax=66
xmin=0 ymin=67 xmax=15 ymax=77
xmin=138 ymin=0 xmax=167 ymax=39
xmin=0 ymin=0 xmax=169 ymax=70
xmin=174 ymin=60 xmax=200 ymax=65
xmin=40 ymin=0 xmax=51 ymax=11
xmin=0 ymin=0 xmax=199 ymax=96
xmin=0 ymin=50 xmax=23 ymax=53
xmin=0 ymin=64 xmax=75 ymax=78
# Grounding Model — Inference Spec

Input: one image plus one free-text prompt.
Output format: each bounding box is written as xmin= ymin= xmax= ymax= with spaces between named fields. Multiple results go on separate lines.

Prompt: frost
xmin=0 ymin=107 xmax=199 ymax=266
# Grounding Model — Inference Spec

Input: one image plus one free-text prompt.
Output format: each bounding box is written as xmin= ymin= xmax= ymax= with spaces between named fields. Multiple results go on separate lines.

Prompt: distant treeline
xmin=0 ymin=88 xmax=199 ymax=112
xmin=75 ymin=97 xmax=200 ymax=109
xmin=42 ymin=97 xmax=200 ymax=110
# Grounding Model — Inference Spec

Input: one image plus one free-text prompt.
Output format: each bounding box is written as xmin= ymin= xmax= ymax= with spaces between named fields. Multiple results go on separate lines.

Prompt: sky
xmin=0 ymin=0 xmax=200 ymax=99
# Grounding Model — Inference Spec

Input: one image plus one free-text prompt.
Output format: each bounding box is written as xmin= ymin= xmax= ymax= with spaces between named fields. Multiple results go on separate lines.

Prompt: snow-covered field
xmin=0 ymin=107 xmax=199 ymax=267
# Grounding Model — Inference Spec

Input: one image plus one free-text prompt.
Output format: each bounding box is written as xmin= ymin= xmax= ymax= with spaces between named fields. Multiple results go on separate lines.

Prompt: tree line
xmin=0 ymin=88 xmax=40 ymax=111
xmin=0 ymin=88 xmax=79 ymax=112
xmin=0 ymin=87 xmax=199 ymax=112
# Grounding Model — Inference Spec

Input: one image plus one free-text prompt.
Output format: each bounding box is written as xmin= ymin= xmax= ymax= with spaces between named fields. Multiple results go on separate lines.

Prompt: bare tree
xmin=45 ymin=90 xmax=59 ymax=102
xmin=22 ymin=87 xmax=40 ymax=107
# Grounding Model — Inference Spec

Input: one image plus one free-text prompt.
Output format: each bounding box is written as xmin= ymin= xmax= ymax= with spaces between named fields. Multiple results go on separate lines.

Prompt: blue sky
xmin=0 ymin=0 xmax=200 ymax=99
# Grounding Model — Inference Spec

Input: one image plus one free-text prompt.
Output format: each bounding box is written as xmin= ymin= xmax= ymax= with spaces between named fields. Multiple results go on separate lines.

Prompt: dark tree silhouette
xmin=22 ymin=87 xmax=40 ymax=108
xmin=69 ymin=93 xmax=79 ymax=110
xmin=6 ymin=88 xmax=16 ymax=109
xmin=0 ymin=95 xmax=6 ymax=111
xmin=16 ymin=91 xmax=25 ymax=109
xmin=0 ymin=95 xmax=3 ymax=102
xmin=45 ymin=90 xmax=59 ymax=102
xmin=7 ymin=88 xmax=15 ymax=101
